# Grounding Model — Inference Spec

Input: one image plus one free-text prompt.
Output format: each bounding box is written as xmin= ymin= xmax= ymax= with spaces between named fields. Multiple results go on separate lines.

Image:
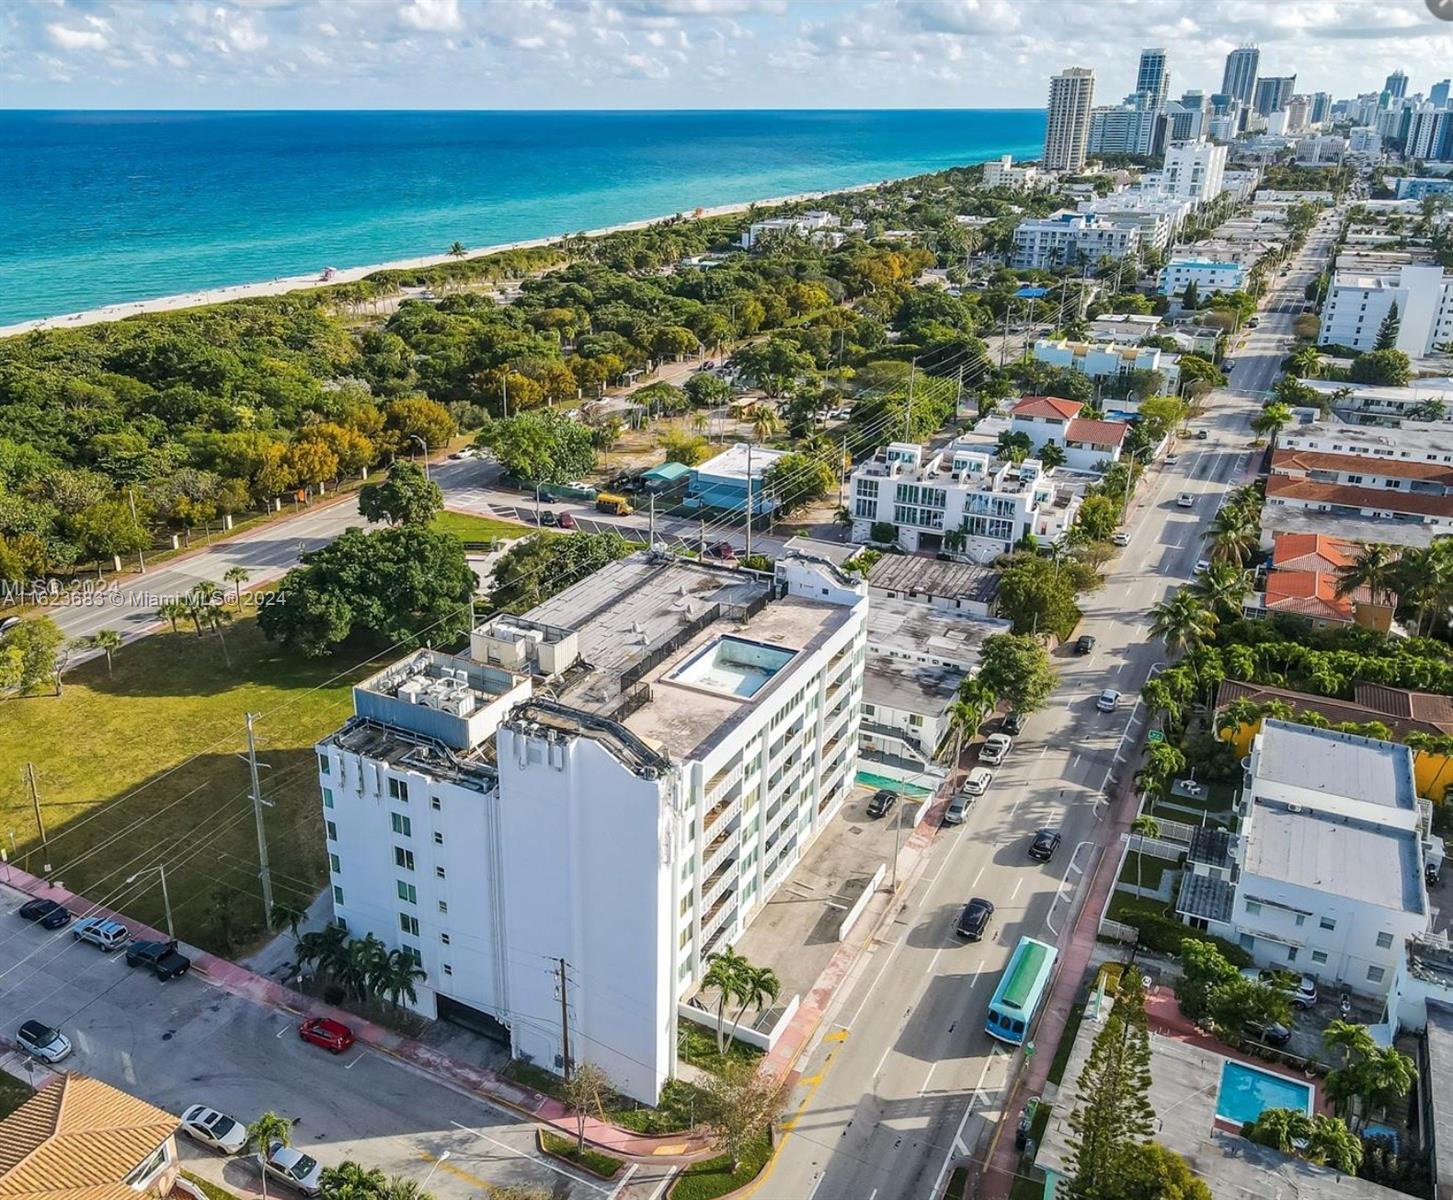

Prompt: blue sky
xmin=2 ymin=0 xmax=1451 ymax=110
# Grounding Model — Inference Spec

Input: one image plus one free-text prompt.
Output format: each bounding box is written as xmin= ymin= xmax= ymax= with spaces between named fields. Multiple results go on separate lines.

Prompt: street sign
xmin=1147 ymin=730 xmax=1165 ymax=745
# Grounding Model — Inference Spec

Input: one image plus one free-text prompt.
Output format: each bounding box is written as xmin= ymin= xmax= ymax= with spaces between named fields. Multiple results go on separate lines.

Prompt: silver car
xmin=181 ymin=1105 xmax=248 ymax=1155
xmin=261 ymin=1142 xmax=324 ymax=1197
xmin=17 ymin=1020 xmax=71 ymax=1063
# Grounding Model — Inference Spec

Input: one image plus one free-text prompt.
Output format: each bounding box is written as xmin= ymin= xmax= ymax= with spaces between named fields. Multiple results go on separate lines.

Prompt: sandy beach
xmin=0 ymin=181 xmax=883 ymax=340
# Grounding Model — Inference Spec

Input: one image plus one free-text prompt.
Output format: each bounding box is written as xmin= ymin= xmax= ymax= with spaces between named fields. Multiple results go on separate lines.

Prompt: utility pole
xmin=25 ymin=763 xmax=47 ymax=851
xmin=1000 ymin=305 xmax=1010 ymax=368
xmin=954 ymin=365 xmax=964 ymax=421
xmin=558 ymin=957 xmax=572 ymax=1080
xmin=648 ymin=493 xmax=656 ymax=548
xmin=699 ymin=517 xmax=706 ymax=557
xmin=744 ymin=443 xmax=754 ymax=563
xmin=245 ymin=713 xmax=275 ymax=918
xmin=905 ymin=357 xmax=917 ymax=443
xmin=128 ymin=488 xmax=145 ymax=573
xmin=837 ymin=436 xmax=848 ymax=510
xmin=501 ymin=374 xmax=509 ymax=420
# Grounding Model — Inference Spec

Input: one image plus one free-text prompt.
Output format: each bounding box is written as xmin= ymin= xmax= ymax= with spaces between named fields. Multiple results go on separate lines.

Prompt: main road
xmin=759 ymin=206 xmax=1344 ymax=1200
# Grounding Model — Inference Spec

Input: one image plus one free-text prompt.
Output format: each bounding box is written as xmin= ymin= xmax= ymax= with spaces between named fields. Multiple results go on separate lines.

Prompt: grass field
xmin=0 ymin=613 xmax=379 ymax=953
xmin=430 ymin=510 xmax=533 ymax=543
xmin=1117 ymin=851 xmax=1178 ymax=893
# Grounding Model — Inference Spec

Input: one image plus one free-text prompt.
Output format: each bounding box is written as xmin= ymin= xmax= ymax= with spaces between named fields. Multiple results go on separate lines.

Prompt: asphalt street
xmin=758 ymin=208 xmax=1344 ymax=1200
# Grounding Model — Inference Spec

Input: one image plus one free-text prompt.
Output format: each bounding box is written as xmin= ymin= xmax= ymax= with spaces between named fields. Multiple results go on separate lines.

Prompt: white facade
xmin=740 ymin=210 xmax=843 ymax=250
xmin=1079 ymin=192 xmax=1191 ymax=252
xmin=1159 ymin=140 xmax=1228 ymax=204
xmin=849 ymin=441 xmax=1087 ymax=563
xmin=1010 ymin=210 xmax=1139 ymax=270
xmin=1158 ymin=257 xmax=1248 ymax=297
xmin=1183 ymin=722 xmax=1430 ymax=997
xmin=1085 ymin=314 xmax=1162 ymax=345
xmin=1318 ymin=264 xmax=1453 ymax=355
xmin=1044 ymin=67 xmax=1095 ymax=172
xmin=318 ymin=552 xmax=867 ymax=1103
xmin=981 ymin=155 xmax=1053 ymax=192
xmin=1033 ymin=338 xmax=1180 ymax=394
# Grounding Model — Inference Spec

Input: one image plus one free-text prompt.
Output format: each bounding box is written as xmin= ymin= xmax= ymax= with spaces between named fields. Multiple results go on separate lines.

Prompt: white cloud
xmin=398 ymin=0 xmax=462 ymax=33
xmin=46 ymin=19 xmax=108 ymax=52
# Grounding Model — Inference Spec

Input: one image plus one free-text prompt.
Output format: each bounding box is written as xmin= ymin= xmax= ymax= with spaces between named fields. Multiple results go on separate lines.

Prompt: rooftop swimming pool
xmin=1215 ymin=1060 xmax=1314 ymax=1126
xmin=670 ymin=636 xmax=794 ymax=699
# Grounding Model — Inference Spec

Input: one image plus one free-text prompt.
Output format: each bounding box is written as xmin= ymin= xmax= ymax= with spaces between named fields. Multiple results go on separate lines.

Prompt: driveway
xmin=0 ymin=881 xmax=605 ymax=1200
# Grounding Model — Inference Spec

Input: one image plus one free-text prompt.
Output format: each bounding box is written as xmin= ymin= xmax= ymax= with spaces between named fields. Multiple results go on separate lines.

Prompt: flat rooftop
xmin=1260 ymin=503 xmax=1443 ymax=549
xmin=863 ymin=657 xmax=961 ymax=717
xmin=327 ymin=717 xmax=497 ymax=794
xmin=866 ymin=598 xmax=1009 ymax=673
xmin=1252 ymin=719 xmax=1417 ymax=814
xmin=1281 ymin=420 xmax=1453 ymax=458
xmin=1243 ymin=800 xmax=1425 ymax=914
xmin=692 ymin=442 xmax=789 ymax=482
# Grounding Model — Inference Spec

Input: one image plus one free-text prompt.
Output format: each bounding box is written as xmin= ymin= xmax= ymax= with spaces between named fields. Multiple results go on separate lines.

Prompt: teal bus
xmin=985 ymin=936 xmax=1057 ymax=1046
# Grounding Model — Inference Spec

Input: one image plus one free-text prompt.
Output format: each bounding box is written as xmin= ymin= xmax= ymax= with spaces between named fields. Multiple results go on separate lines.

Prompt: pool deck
xmin=1146 ymin=985 xmax=1334 ymax=1117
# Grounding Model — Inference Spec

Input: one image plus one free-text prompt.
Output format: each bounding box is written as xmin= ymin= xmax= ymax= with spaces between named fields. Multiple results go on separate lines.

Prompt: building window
xmin=394 ymin=847 xmax=415 ymax=871
xmin=329 ymin=853 xmax=341 ymax=874
xmin=322 ymin=788 xmax=334 ymax=809
xmin=431 ymin=796 xmax=442 ymax=811
xmin=326 ymin=820 xmax=337 ymax=842
xmin=440 ymin=932 xmax=450 ymax=945
xmin=332 ymin=885 xmax=344 ymax=905
xmin=1367 ymin=964 xmax=1386 ymax=984
xmin=1286 ymin=947 xmax=1298 ymax=962
xmin=438 ymin=900 xmax=448 ymax=914
xmin=433 ymin=831 xmax=444 ymax=845
xmin=1319 ymin=916 xmax=1336 ymax=931
xmin=435 ymin=866 xmax=446 ymax=880
xmin=388 ymin=778 xmax=409 ymax=803
xmin=400 ymin=913 xmax=420 ymax=937
xmin=1376 ymin=931 xmax=1394 ymax=949
xmin=404 ymin=945 xmax=422 ymax=967
xmin=442 ymin=964 xmax=453 ymax=976
xmin=1294 ymin=913 xmax=1306 ymax=927
xmin=391 ymin=813 xmax=412 ymax=837
xmin=1244 ymin=900 xmax=1262 ymax=916
xmin=1311 ymin=949 xmax=1328 ymax=964
xmin=397 ymin=880 xmax=417 ymax=904
xmin=319 ymin=755 xmax=331 ymax=776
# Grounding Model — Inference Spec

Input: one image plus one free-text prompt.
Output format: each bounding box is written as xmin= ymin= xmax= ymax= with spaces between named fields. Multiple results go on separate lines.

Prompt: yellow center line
xmin=415 ymin=1150 xmax=495 ymax=1190
xmin=743 ymin=1033 xmax=849 ymax=1198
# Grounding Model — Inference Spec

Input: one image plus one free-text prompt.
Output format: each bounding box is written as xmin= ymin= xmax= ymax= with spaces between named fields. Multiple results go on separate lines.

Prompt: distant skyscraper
xmin=1254 ymin=75 xmax=1297 ymax=117
xmin=1432 ymin=79 xmax=1451 ymax=108
xmin=1221 ymin=44 xmax=1259 ymax=108
xmin=1044 ymin=67 xmax=1095 ymax=172
xmin=1384 ymin=70 xmax=1409 ymax=101
xmin=1310 ymin=92 xmax=1332 ymax=126
xmin=1136 ymin=48 xmax=1169 ymax=107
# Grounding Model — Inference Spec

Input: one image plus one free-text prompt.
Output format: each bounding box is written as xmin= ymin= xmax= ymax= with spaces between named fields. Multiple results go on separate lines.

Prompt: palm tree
xmin=1190 ymin=563 xmax=1252 ymax=620
xmin=380 ymin=948 xmax=427 ymax=1010
xmin=1149 ymin=590 xmax=1218 ymax=655
xmin=158 ymin=598 xmax=188 ymax=635
xmin=269 ymin=900 xmax=308 ymax=948
xmin=726 ymin=964 xmax=781 ymax=1050
xmin=448 ymin=241 xmax=467 ymax=258
xmin=1286 ymin=345 xmax=1322 ymax=379
xmin=1130 ymin=814 xmax=1161 ymax=893
xmin=1335 ymin=542 xmax=1397 ymax=606
xmin=1354 ymin=1045 xmax=1418 ymax=1131
xmin=1250 ymin=401 xmax=1293 ymax=443
xmin=1393 ymin=542 xmax=1453 ymax=635
xmin=246 ymin=1111 xmax=294 ymax=1199
xmin=1323 ymin=1019 xmax=1377 ymax=1067
xmin=319 ymin=1161 xmax=387 ymax=1197
xmin=1207 ymin=507 xmax=1258 ymax=567
xmin=1242 ymin=1106 xmax=1306 ymax=1155
xmin=224 ymin=565 xmax=250 ymax=601
xmin=206 ymin=601 xmax=235 ymax=668
xmin=750 ymin=406 xmax=782 ymax=443
xmin=85 ymin=628 xmax=123 ymax=674
xmin=702 ymin=947 xmax=750 ymax=1054
xmin=1214 ymin=698 xmax=1262 ymax=742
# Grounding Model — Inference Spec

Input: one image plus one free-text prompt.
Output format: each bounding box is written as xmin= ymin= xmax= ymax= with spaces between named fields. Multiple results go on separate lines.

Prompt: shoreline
xmin=0 ymin=179 xmax=890 ymax=339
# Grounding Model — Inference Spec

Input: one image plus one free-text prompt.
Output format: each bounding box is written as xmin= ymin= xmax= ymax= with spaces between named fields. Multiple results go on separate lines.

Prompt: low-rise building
xmin=1317 ymin=263 xmax=1453 ymax=355
xmin=1158 ymin=139 xmax=1228 ymax=204
xmin=1009 ymin=210 xmax=1140 ymax=270
xmin=740 ymin=210 xmax=844 ymax=250
xmin=685 ymin=442 xmax=789 ymax=516
xmin=1243 ymin=531 xmax=1397 ymax=630
xmin=1032 ymin=338 xmax=1180 ymax=396
xmin=1158 ymin=256 xmax=1248 ymax=297
xmin=1006 ymin=393 xmax=1129 ymax=469
xmin=1253 ymin=188 xmax=1335 ymax=206
xmin=1177 ymin=720 xmax=1431 ymax=996
xmin=0 ymin=1074 xmax=182 ymax=1200
xmin=318 ymin=549 xmax=867 ymax=1102
xmin=1396 ymin=176 xmax=1453 ymax=201
xmin=980 ymin=154 xmax=1054 ymax=192
xmin=1302 ymin=379 xmax=1453 ymax=426
xmin=1085 ymin=313 xmax=1162 ymax=345
xmin=865 ymin=553 xmax=1000 ymax=618
xmin=1078 ymin=191 xmax=1190 ymax=253
xmin=848 ymin=441 xmax=1088 ymax=563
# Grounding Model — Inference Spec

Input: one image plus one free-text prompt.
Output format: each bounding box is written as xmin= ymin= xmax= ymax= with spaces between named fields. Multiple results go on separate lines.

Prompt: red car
xmin=298 ymin=1016 xmax=355 ymax=1054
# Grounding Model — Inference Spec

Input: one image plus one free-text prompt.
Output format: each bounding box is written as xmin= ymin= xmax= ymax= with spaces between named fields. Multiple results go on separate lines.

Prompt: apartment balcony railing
xmin=701 ymin=891 xmax=738 ymax=942
xmin=702 ymin=827 xmax=741 ymax=879
xmin=705 ymin=762 xmax=743 ymax=806
xmin=701 ymin=860 xmax=737 ymax=911
xmin=703 ymin=794 xmax=741 ymax=839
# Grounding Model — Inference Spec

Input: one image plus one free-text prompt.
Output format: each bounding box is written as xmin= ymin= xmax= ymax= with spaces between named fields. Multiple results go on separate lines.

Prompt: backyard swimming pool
xmin=1215 ymin=1060 xmax=1314 ymax=1125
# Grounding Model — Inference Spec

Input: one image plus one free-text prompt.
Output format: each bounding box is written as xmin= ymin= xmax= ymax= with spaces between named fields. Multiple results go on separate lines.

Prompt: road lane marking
xmin=971 ymin=866 xmax=985 ymax=890
xmin=344 ymin=1052 xmax=366 ymax=1069
xmin=1010 ymin=879 xmax=1023 ymax=901
xmin=448 ymin=1120 xmax=609 ymax=1194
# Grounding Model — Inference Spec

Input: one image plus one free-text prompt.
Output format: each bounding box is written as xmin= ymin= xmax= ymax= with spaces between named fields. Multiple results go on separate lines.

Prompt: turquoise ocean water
xmin=0 ymin=109 xmax=1045 ymax=325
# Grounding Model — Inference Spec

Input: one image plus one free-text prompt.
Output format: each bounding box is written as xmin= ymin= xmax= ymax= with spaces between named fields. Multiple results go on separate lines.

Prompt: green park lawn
xmin=430 ymin=510 xmax=533 ymax=544
xmin=0 ymin=613 xmax=377 ymax=953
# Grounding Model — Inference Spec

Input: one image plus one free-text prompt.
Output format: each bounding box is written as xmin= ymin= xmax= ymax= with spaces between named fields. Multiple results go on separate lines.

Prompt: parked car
xmin=126 ymin=938 xmax=192 ymax=981
xmin=180 ymin=1105 xmax=248 ymax=1155
xmin=956 ymin=898 xmax=995 ymax=941
xmin=17 ymin=1019 xmax=71 ymax=1063
xmin=557 ymin=512 xmax=576 ymax=530
xmin=1251 ymin=969 xmax=1318 ymax=1009
xmin=1164 ymin=454 xmax=1180 ymax=466
xmin=1246 ymin=1018 xmax=1293 ymax=1048
xmin=1111 ymin=530 xmax=1131 ymax=547
xmin=0 ymin=616 xmax=20 ymax=636
xmin=1028 ymin=829 xmax=1063 ymax=861
xmin=1075 ymin=634 xmax=1096 ymax=655
xmin=18 ymin=898 xmax=71 ymax=929
xmin=708 ymin=541 xmax=738 ymax=561
xmin=1247 ymin=317 xmax=1260 ymax=328
xmin=538 ymin=510 xmax=559 ymax=527
xmin=866 ymin=789 xmax=898 ymax=819
xmin=1177 ymin=492 xmax=1195 ymax=508
xmin=298 ymin=1016 xmax=355 ymax=1054
xmin=71 ymin=916 xmax=129 ymax=951
xmin=1001 ymin=711 xmax=1025 ymax=736
xmin=1096 ymin=689 xmax=1122 ymax=712
xmin=978 ymin=733 xmax=1013 ymax=764
xmin=260 ymin=1142 xmax=324 ymax=1197
xmin=1291 ymin=975 xmax=1319 ymax=1009
xmin=944 ymin=790 xmax=973 ymax=825
xmin=962 ymin=767 xmax=994 ymax=797
xmin=1223 ymin=358 xmax=1237 ymax=371
xmin=1195 ymin=558 xmax=1211 ymax=574
xmin=1195 ymin=429 xmax=1208 ymax=440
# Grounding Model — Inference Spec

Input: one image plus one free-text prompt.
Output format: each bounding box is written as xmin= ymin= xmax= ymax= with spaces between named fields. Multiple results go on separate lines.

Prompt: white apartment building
xmin=1085 ymin=314 xmax=1162 ymax=345
xmin=1158 ymin=257 xmax=1248 ymax=297
xmin=1010 ymin=210 xmax=1140 ymax=270
xmin=981 ymin=154 xmax=1053 ymax=192
xmin=1303 ymin=378 xmax=1453 ymax=425
xmin=317 ymin=550 xmax=867 ymax=1103
xmin=1159 ymin=140 xmax=1228 ymax=204
xmin=849 ymin=441 xmax=1087 ymax=563
xmin=1178 ymin=721 xmax=1430 ymax=996
xmin=1317 ymin=264 xmax=1453 ymax=355
xmin=1044 ymin=68 xmax=1095 ymax=172
xmin=740 ymin=210 xmax=845 ymax=250
xmin=1078 ymin=192 xmax=1191 ymax=253
xmin=1032 ymin=338 xmax=1181 ymax=396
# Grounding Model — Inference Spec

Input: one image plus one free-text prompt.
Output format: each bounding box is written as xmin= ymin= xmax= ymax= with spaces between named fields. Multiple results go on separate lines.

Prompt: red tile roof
xmin=1262 ymin=568 xmax=1362 ymax=622
xmin=1065 ymin=417 xmax=1128 ymax=447
xmin=1354 ymin=683 xmax=1453 ymax=732
xmin=1216 ymin=680 xmax=1453 ymax=738
xmin=1265 ymin=473 xmax=1453 ymax=519
xmin=1011 ymin=396 xmax=1082 ymax=421
xmin=1270 ymin=532 xmax=1361 ymax=572
xmin=1272 ymin=446 xmax=1453 ymax=486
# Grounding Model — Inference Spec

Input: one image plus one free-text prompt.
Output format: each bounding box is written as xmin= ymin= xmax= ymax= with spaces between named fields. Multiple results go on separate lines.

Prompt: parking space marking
xmin=344 ymin=1051 xmax=367 ymax=1069
xmin=276 ymin=1024 xmax=289 ymax=1038
xmin=449 ymin=1120 xmax=609 ymax=1194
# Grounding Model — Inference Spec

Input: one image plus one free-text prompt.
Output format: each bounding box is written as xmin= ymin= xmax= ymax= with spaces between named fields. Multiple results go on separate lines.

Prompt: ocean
xmin=0 ymin=109 xmax=1045 ymax=326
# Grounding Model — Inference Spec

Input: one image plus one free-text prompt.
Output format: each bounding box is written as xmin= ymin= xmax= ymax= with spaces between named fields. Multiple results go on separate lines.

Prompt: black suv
xmin=866 ymin=789 xmax=898 ymax=819
xmin=956 ymin=898 xmax=995 ymax=941
xmin=1028 ymin=829 xmax=1063 ymax=861
xmin=1075 ymin=634 xmax=1095 ymax=655
xmin=1001 ymin=711 xmax=1025 ymax=736
xmin=126 ymin=938 xmax=192 ymax=981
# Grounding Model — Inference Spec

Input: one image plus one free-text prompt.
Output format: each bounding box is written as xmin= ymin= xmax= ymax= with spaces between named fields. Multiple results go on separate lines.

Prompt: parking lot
xmin=0 ymin=881 xmax=601 ymax=1200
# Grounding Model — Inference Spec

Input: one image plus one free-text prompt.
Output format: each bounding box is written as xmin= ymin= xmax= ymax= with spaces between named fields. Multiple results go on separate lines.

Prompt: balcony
xmin=703 ymin=826 xmax=741 ymax=878
xmin=701 ymin=891 xmax=738 ymax=942
xmin=701 ymin=860 xmax=737 ymax=910
xmin=703 ymin=794 xmax=741 ymax=839
xmin=705 ymin=762 xmax=743 ymax=806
